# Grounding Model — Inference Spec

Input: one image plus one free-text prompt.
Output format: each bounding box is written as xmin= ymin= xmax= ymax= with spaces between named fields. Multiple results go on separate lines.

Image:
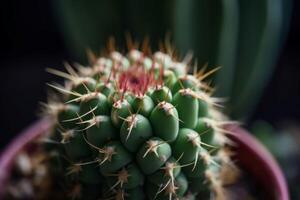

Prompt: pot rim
xmin=0 ymin=119 xmax=289 ymax=199
xmin=0 ymin=118 xmax=51 ymax=197
xmin=226 ymin=125 xmax=289 ymax=200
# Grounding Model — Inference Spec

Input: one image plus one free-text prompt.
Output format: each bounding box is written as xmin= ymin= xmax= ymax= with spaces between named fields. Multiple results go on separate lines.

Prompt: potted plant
xmin=0 ymin=48 xmax=288 ymax=199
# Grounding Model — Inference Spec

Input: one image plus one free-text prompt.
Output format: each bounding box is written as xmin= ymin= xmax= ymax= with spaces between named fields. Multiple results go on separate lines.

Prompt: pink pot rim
xmin=226 ymin=125 xmax=289 ymax=200
xmin=0 ymin=118 xmax=51 ymax=196
xmin=0 ymin=119 xmax=289 ymax=199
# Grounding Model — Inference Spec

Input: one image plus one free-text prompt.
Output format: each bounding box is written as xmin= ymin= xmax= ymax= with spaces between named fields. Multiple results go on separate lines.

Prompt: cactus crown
xmin=44 ymin=45 xmax=236 ymax=200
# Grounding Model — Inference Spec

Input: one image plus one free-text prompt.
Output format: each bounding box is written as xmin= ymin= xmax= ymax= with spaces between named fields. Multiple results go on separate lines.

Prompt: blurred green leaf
xmin=231 ymin=0 xmax=283 ymax=119
xmin=214 ymin=0 xmax=239 ymax=98
xmin=174 ymin=0 xmax=221 ymax=66
xmin=174 ymin=0 xmax=239 ymax=109
xmin=54 ymin=0 xmax=124 ymax=62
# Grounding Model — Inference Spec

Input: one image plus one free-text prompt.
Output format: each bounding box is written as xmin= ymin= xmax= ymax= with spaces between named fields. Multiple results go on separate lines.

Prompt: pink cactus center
xmin=118 ymin=66 xmax=157 ymax=96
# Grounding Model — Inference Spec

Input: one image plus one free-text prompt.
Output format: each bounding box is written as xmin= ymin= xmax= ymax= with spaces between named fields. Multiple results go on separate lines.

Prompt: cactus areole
xmin=43 ymin=47 xmax=237 ymax=200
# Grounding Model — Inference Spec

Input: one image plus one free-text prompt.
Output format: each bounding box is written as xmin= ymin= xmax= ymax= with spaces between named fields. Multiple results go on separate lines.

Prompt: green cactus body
xmin=78 ymin=163 xmax=103 ymax=184
xmin=106 ymin=163 xmax=144 ymax=189
xmin=172 ymin=128 xmax=201 ymax=164
xmin=46 ymin=49 xmax=235 ymax=199
xmin=99 ymin=141 xmax=133 ymax=174
xmin=149 ymin=102 xmax=179 ymax=142
xmin=63 ymin=130 xmax=91 ymax=161
xmin=151 ymin=86 xmax=173 ymax=104
xmin=120 ymin=114 xmax=153 ymax=153
xmin=67 ymin=77 xmax=97 ymax=102
xmin=79 ymin=92 xmax=110 ymax=120
xmin=111 ymin=99 xmax=132 ymax=128
xmin=171 ymin=75 xmax=199 ymax=94
xmin=172 ymin=89 xmax=199 ymax=129
xmin=147 ymin=157 xmax=181 ymax=185
xmin=136 ymin=137 xmax=172 ymax=175
xmin=95 ymin=82 xmax=114 ymax=97
xmin=131 ymin=95 xmax=154 ymax=117
xmin=57 ymin=104 xmax=80 ymax=129
xmin=86 ymin=115 xmax=117 ymax=147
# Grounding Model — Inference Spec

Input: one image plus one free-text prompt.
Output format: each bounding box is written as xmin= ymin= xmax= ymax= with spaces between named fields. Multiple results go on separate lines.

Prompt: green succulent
xmin=44 ymin=48 xmax=235 ymax=199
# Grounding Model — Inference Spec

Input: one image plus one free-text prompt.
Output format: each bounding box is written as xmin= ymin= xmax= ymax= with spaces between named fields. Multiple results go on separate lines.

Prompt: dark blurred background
xmin=0 ymin=0 xmax=299 ymax=153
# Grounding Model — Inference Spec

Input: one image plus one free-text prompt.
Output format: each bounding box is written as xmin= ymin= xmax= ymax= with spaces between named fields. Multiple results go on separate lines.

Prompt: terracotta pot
xmin=0 ymin=119 xmax=289 ymax=199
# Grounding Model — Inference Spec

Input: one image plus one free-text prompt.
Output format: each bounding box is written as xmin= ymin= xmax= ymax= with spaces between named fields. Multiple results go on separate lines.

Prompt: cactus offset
xmin=44 ymin=46 xmax=237 ymax=200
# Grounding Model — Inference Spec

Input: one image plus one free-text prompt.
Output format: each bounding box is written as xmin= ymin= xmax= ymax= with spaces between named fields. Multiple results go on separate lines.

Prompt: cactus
xmin=44 ymin=47 xmax=236 ymax=200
